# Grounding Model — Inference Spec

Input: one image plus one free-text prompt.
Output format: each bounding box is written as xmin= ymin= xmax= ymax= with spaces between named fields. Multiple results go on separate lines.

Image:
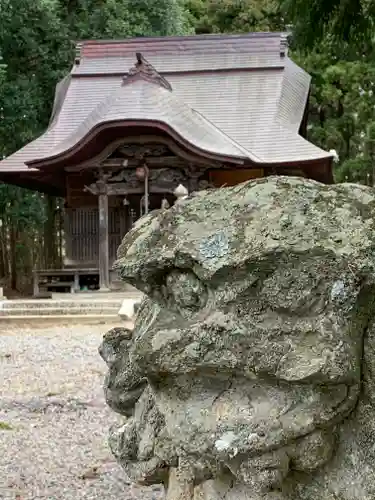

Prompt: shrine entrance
xmin=60 ymin=135 xmax=222 ymax=292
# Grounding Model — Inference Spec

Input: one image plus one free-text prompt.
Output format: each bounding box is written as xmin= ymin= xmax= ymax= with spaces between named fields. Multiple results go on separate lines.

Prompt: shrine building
xmin=0 ymin=33 xmax=334 ymax=293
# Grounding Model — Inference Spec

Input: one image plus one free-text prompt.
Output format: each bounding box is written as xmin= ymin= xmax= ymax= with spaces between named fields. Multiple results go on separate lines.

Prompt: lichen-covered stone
xmin=100 ymin=176 xmax=375 ymax=498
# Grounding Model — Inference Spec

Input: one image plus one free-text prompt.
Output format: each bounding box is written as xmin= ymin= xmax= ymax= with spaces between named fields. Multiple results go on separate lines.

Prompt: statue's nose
xmin=99 ymin=327 xmax=133 ymax=366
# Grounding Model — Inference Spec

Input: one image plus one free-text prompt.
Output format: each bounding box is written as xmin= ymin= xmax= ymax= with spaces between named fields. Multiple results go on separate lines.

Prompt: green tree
xmin=186 ymin=0 xmax=283 ymax=33
xmin=60 ymin=0 xmax=192 ymax=39
xmin=282 ymin=0 xmax=375 ymax=49
xmin=0 ymin=0 xmax=72 ymax=289
xmin=294 ymin=51 xmax=375 ymax=181
xmin=0 ymin=0 xmax=72 ymax=156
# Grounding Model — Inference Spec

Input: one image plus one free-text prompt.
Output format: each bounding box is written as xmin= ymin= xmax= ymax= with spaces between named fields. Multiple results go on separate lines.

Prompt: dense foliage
xmin=0 ymin=0 xmax=374 ymax=291
xmin=283 ymin=0 xmax=375 ymax=49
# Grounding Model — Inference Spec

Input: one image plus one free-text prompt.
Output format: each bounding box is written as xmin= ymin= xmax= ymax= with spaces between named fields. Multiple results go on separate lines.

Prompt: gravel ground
xmin=0 ymin=324 xmax=165 ymax=500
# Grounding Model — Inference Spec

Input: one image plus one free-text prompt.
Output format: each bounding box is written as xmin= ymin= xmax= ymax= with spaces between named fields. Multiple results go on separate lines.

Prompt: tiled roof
xmin=34 ymin=78 xmax=252 ymax=162
xmin=0 ymin=32 xmax=332 ymax=176
xmin=276 ymin=58 xmax=310 ymax=132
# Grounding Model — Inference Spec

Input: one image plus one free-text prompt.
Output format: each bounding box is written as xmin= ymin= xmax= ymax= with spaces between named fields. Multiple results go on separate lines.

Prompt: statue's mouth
xmin=105 ymin=377 xmax=147 ymax=416
xmin=154 ymin=380 xmax=360 ymax=463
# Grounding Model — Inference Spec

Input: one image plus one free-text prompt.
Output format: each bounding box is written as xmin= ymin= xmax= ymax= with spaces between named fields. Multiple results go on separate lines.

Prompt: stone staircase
xmin=0 ymin=290 xmax=143 ymax=324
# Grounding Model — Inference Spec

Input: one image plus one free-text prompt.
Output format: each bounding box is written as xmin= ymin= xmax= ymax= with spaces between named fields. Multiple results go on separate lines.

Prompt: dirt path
xmin=0 ymin=324 xmax=164 ymax=500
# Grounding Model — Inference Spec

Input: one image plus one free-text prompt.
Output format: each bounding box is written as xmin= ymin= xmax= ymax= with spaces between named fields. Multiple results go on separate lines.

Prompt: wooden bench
xmin=33 ymin=268 xmax=99 ymax=297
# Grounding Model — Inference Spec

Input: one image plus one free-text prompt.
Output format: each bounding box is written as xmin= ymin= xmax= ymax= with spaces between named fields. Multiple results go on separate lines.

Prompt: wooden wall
xmin=64 ymin=207 xmax=129 ymax=266
xmin=209 ymin=169 xmax=264 ymax=187
xmin=66 ymin=172 xmax=97 ymax=208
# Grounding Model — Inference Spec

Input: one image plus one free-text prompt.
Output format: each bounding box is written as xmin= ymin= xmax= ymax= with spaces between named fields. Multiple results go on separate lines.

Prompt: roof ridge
xmin=77 ymin=32 xmax=286 ymax=46
xmin=48 ymin=75 xmax=72 ymax=128
xmin=191 ymin=108 xmax=263 ymax=162
xmin=274 ymin=57 xmax=310 ymax=132
xmin=75 ymin=32 xmax=289 ymax=63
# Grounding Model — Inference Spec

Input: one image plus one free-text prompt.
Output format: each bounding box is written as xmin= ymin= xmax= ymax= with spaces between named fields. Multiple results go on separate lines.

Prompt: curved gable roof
xmin=29 ymin=56 xmax=253 ymax=166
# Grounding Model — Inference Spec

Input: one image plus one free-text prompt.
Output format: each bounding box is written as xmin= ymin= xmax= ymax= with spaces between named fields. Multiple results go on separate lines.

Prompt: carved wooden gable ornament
xmin=122 ymin=52 xmax=172 ymax=92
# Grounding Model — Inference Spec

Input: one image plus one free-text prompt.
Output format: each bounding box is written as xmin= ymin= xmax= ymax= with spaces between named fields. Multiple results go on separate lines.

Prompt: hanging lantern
xmin=134 ymin=163 xmax=150 ymax=214
xmin=135 ymin=164 xmax=149 ymax=181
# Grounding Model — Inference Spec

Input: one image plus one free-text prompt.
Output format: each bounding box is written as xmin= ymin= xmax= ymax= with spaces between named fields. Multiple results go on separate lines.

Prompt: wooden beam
xmin=108 ymin=183 xmax=176 ymax=195
xmin=65 ymin=156 xmax=188 ymax=172
xmin=98 ymin=192 xmax=110 ymax=291
xmin=85 ymin=182 xmax=176 ymax=196
xmin=63 ymin=135 xmax=229 ymax=172
xmin=103 ymin=156 xmax=187 ymax=167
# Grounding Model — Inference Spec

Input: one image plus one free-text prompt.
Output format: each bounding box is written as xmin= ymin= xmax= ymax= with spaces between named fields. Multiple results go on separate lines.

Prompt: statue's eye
xmin=165 ymin=270 xmax=207 ymax=313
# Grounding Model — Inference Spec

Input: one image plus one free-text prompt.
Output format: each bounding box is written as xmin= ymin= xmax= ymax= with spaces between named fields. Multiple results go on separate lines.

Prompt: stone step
xmin=0 ymin=300 xmax=125 ymax=310
xmin=51 ymin=290 xmax=141 ymax=300
xmin=0 ymin=306 xmax=121 ymax=316
xmin=0 ymin=314 xmax=125 ymax=326
xmin=0 ymin=294 xmax=143 ymax=322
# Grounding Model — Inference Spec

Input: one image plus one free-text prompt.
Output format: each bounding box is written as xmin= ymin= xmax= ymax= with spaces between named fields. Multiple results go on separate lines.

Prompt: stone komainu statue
xmin=99 ymin=176 xmax=375 ymax=499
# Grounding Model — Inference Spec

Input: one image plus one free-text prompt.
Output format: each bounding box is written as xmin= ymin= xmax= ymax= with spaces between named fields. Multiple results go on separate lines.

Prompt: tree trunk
xmin=2 ymin=223 xmax=10 ymax=279
xmin=0 ymin=225 xmax=5 ymax=278
xmin=10 ymin=225 xmax=17 ymax=290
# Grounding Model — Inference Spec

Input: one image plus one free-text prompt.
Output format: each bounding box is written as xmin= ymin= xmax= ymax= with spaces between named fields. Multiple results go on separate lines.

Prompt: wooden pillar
xmin=98 ymin=192 xmax=110 ymax=291
xmin=84 ymin=171 xmax=111 ymax=291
